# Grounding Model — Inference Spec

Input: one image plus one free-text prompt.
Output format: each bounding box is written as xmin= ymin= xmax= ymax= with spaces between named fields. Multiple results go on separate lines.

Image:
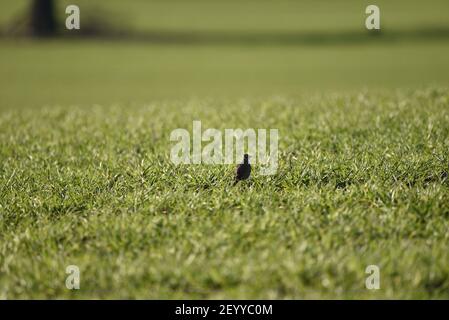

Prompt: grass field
xmin=1 ymin=88 xmax=448 ymax=299
xmin=1 ymin=0 xmax=449 ymax=299
xmin=1 ymin=40 xmax=449 ymax=109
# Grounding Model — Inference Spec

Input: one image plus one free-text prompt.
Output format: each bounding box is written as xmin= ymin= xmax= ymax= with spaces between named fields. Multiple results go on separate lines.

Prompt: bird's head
xmin=243 ymin=154 xmax=250 ymax=164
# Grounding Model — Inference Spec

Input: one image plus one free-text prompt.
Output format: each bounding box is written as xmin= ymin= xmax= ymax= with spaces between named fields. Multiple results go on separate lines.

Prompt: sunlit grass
xmin=0 ymin=88 xmax=448 ymax=298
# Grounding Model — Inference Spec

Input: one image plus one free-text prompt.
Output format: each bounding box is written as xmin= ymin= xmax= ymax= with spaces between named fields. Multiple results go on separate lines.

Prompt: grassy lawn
xmin=1 ymin=39 xmax=449 ymax=108
xmin=1 ymin=1 xmax=449 ymax=299
xmin=1 ymin=86 xmax=449 ymax=298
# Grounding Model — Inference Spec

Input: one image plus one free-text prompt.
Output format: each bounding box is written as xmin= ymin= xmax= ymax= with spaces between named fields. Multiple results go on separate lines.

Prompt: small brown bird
xmin=234 ymin=154 xmax=251 ymax=185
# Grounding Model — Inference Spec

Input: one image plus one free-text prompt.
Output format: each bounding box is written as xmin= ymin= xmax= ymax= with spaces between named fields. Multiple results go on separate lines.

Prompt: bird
xmin=234 ymin=154 xmax=251 ymax=185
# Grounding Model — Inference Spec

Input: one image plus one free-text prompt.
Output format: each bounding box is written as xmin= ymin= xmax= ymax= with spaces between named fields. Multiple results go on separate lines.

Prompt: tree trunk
xmin=30 ymin=0 xmax=57 ymax=36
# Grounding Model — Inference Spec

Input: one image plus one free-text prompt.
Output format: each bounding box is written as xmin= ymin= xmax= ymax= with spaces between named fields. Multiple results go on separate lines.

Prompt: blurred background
xmin=0 ymin=0 xmax=448 ymax=108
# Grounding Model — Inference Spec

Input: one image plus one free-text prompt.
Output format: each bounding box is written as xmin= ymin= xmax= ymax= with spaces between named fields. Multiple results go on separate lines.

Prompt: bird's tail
xmin=233 ymin=179 xmax=239 ymax=186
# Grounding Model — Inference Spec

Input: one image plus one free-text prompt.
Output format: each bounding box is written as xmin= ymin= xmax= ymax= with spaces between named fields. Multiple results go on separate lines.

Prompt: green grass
xmin=1 ymin=39 xmax=449 ymax=109
xmin=1 ymin=0 xmax=449 ymax=300
xmin=1 ymin=88 xmax=448 ymax=299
